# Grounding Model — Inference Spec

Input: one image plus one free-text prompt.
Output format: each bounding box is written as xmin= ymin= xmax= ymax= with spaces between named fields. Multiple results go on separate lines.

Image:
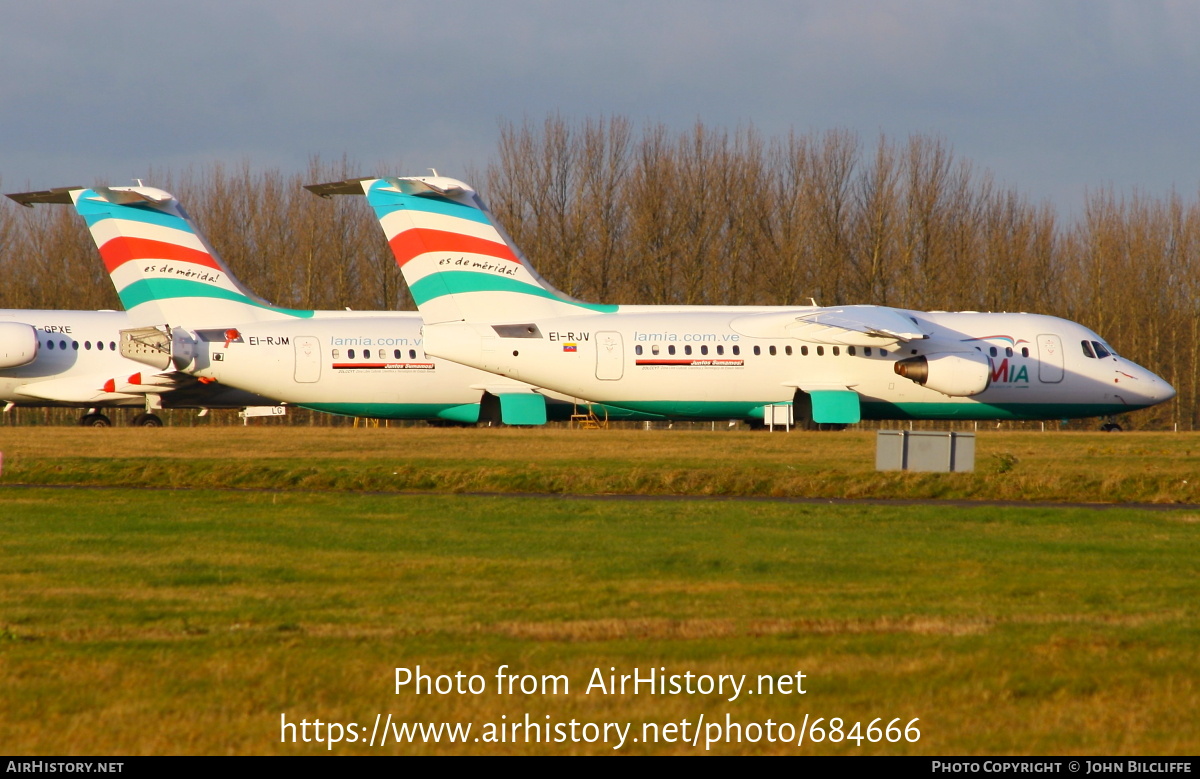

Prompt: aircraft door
xmin=294 ymin=336 xmax=321 ymax=383
xmin=1037 ymin=333 xmax=1064 ymax=383
xmin=595 ymin=331 xmax=624 ymax=380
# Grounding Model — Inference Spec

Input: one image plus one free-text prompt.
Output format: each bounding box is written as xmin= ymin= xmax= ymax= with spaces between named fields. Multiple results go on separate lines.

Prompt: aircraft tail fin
xmin=8 ymin=185 xmax=312 ymax=328
xmin=307 ymin=176 xmax=616 ymax=324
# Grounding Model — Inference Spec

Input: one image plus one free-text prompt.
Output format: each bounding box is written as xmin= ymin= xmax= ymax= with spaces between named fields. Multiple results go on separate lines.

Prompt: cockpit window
xmin=1091 ymin=341 xmax=1111 ymax=359
xmin=1081 ymin=340 xmax=1095 ymax=359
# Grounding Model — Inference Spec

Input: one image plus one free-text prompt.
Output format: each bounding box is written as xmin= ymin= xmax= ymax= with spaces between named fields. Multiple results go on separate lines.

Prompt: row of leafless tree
xmin=2 ymin=118 xmax=1197 ymax=428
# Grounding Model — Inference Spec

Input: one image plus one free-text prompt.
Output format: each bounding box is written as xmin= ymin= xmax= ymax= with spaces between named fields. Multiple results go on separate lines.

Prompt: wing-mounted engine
xmin=0 ymin=322 xmax=40 ymax=368
xmin=119 ymin=325 xmax=197 ymax=371
xmin=729 ymin=306 xmax=929 ymax=346
xmin=894 ymin=351 xmax=991 ymax=397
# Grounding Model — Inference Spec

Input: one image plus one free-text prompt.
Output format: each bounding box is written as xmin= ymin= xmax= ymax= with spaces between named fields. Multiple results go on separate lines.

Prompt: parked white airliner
xmin=12 ymin=185 xmax=642 ymax=425
xmin=312 ymin=175 xmax=1175 ymax=427
xmin=0 ymin=308 xmax=277 ymax=426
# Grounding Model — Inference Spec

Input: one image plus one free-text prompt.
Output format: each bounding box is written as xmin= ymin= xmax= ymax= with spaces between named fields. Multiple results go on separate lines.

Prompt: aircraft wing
xmin=105 ymin=371 xmax=194 ymax=394
xmin=729 ymin=305 xmax=929 ymax=346
xmin=14 ymin=375 xmax=143 ymax=404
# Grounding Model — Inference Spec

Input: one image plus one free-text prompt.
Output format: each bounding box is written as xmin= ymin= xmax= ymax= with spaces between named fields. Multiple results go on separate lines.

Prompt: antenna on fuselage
xmin=428 ymin=168 xmax=439 ymax=177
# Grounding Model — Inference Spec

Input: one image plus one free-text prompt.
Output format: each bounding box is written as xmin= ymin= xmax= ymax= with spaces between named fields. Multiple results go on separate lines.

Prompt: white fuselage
xmin=178 ymin=314 xmax=637 ymax=422
xmin=0 ymin=310 xmax=270 ymax=409
xmin=422 ymin=308 xmax=1175 ymax=421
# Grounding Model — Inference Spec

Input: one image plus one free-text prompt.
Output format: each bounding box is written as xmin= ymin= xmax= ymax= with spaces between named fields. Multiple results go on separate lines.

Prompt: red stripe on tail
xmin=97 ymin=236 xmax=223 ymax=274
xmin=387 ymin=228 xmax=518 ymax=267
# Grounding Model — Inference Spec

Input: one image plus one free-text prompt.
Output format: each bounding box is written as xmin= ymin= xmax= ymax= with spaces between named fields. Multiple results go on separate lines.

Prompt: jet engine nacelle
xmin=0 ymin=322 xmax=40 ymax=368
xmin=894 ymin=351 xmax=991 ymax=397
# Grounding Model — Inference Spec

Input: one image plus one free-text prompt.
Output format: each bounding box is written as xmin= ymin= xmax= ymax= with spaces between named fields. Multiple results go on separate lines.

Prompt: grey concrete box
xmin=876 ymin=430 xmax=975 ymax=472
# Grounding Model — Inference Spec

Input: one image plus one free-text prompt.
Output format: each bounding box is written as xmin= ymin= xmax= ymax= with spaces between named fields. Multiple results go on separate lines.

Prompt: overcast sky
xmin=3 ymin=1 xmax=1198 ymax=216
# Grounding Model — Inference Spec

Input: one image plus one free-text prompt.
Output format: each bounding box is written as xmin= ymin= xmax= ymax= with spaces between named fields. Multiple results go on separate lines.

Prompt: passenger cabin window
xmin=47 ymin=340 xmax=54 ymax=350
xmin=1021 ymin=347 xmax=1029 ymax=357
xmin=97 ymin=341 xmax=104 ymax=351
xmin=110 ymin=341 xmax=116 ymax=351
xmin=394 ymin=349 xmax=401 ymax=359
xmin=816 ymin=346 xmax=825 ymax=356
xmin=833 ymin=346 xmax=840 ymax=356
xmin=684 ymin=345 xmax=692 ymax=356
xmin=848 ymin=346 xmax=856 ymax=356
xmin=879 ymin=348 xmax=887 ymax=357
xmin=409 ymin=349 xmax=417 ymax=359
xmin=668 ymin=345 xmax=676 ymax=355
xmin=364 ymin=349 xmax=371 ymax=359
xmin=769 ymin=345 xmax=777 ymax=356
xmin=753 ymin=346 xmax=761 ymax=356
xmin=85 ymin=341 xmax=91 ymax=350
xmin=989 ymin=346 xmax=998 ymax=357
xmin=348 ymin=349 xmax=356 ymax=359
xmin=332 ymin=349 xmax=340 ymax=359
xmin=801 ymin=345 xmax=809 ymax=356
xmin=700 ymin=345 xmax=708 ymax=356
xmin=732 ymin=345 xmax=740 ymax=356
xmin=785 ymin=345 xmax=793 ymax=356
xmin=635 ymin=345 xmax=643 ymax=355
xmin=651 ymin=345 xmax=660 ymax=355
xmin=1005 ymin=347 xmax=1013 ymax=357
xmin=1081 ymin=341 xmax=1095 ymax=358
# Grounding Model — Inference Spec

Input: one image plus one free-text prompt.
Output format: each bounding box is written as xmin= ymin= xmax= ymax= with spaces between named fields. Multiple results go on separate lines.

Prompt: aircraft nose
xmin=1154 ymin=376 xmax=1177 ymax=404
xmin=1128 ymin=364 xmax=1175 ymax=405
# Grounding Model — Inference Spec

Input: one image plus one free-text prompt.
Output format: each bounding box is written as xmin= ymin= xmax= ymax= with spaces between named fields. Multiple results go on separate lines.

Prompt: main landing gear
xmin=131 ymin=412 xmax=164 ymax=428
xmin=77 ymin=410 xmax=164 ymax=427
xmin=79 ymin=412 xmax=112 ymax=427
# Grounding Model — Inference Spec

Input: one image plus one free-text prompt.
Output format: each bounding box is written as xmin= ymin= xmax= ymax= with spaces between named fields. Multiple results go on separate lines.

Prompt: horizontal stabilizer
xmin=91 ymin=186 xmax=174 ymax=206
xmin=306 ymin=176 xmax=466 ymax=200
xmin=5 ymin=187 xmax=84 ymax=207
xmin=304 ymin=178 xmax=374 ymax=199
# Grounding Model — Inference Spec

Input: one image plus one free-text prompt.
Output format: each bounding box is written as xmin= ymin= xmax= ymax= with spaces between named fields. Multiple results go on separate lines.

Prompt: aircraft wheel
xmin=80 ymin=413 xmax=113 ymax=428
xmin=1101 ymin=422 xmax=1122 ymax=432
xmin=133 ymin=413 xmax=164 ymax=428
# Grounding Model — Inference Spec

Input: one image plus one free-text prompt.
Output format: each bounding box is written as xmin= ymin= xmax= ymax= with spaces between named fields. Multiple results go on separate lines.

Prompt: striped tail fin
xmin=70 ymin=186 xmax=312 ymax=328
xmin=308 ymin=176 xmax=615 ymax=324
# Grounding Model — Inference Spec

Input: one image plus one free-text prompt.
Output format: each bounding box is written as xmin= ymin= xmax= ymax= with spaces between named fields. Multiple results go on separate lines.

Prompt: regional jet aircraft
xmin=0 ymin=308 xmax=277 ymax=426
xmin=11 ymin=185 xmax=641 ymax=425
xmin=310 ymin=175 xmax=1175 ymax=427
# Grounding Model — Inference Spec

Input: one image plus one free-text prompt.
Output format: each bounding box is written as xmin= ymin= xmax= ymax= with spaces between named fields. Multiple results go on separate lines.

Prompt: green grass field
xmin=1 ymin=427 xmax=1197 ymax=504
xmin=1 ymin=429 xmax=1197 ymax=754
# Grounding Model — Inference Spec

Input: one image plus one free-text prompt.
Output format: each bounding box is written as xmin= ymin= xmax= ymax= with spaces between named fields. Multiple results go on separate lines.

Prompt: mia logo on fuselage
xmin=990 ymin=358 xmax=1029 ymax=384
